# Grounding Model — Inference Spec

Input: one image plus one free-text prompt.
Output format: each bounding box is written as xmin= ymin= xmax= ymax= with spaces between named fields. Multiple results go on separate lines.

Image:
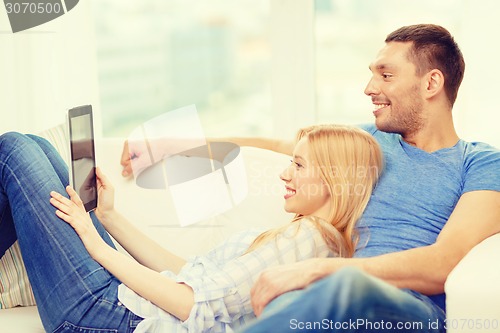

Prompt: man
xmin=236 ymin=24 xmax=500 ymax=333
xmin=121 ymin=24 xmax=500 ymax=332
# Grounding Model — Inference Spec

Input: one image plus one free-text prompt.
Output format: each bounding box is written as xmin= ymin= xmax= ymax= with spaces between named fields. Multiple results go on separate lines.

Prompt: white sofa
xmin=445 ymin=234 xmax=500 ymax=333
xmin=0 ymin=128 xmax=499 ymax=332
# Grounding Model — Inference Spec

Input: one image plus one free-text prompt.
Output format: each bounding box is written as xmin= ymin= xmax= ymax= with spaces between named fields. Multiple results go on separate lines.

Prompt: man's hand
xmin=120 ymin=140 xmax=133 ymax=177
xmin=120 ymin=137 xmax=208 ymax=178
xmin=120 ymin=139 xmax=155 ymax=178
xmin=251 ymin=258 xmax=331 ymax=316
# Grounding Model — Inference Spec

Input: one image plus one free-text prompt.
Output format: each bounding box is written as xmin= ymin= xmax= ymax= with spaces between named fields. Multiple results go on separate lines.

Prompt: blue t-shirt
xmin=355 ymin=124 xmax=500 ymax=310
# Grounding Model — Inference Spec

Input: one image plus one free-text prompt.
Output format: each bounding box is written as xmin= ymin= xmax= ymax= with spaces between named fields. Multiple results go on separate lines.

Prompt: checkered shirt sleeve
xmin=118 ymin=218 xmax=333 ymax=333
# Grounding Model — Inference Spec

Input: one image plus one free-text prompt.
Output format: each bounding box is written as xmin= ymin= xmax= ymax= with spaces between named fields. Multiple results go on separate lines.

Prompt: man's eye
xmin=382 ymin=73 xmax=393 ymax=79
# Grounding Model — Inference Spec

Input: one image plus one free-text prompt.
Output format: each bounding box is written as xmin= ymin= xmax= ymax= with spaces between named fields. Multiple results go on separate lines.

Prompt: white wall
xmin=454 ymin=1 xmax=500 ymax=147
xmin=0 ymin=1 xmax=101 ymax=135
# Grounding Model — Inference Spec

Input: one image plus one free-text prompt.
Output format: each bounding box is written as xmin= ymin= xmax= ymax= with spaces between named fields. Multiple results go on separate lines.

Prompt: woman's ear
xmin=424 ymin=69 xmax=445 ymax=99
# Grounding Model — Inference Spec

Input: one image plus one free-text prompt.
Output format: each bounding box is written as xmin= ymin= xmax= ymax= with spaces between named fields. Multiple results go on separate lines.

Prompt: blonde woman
xmin=0 ymin=125 xmax=382 ymax=333
xmin=246 ymin=125 xmax=382 ymax=258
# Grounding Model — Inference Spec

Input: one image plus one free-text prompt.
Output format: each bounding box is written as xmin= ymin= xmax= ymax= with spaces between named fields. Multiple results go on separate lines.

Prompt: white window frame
xmin=269 ymin=0 xmax=316 ymax=138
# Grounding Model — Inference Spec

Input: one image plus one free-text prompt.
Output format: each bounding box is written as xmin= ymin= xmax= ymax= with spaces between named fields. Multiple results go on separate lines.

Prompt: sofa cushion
xmin=0 ymin=242 xmax=35 ymax=309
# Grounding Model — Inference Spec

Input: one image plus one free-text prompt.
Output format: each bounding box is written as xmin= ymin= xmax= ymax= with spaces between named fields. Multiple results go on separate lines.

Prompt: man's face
xmin=364 ymin=42 xmax=426 ymax=136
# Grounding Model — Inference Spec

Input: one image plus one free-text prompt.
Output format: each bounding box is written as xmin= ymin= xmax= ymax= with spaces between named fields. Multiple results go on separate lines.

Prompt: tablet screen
xmin=68 ymin=105 xmax=97 ymax=212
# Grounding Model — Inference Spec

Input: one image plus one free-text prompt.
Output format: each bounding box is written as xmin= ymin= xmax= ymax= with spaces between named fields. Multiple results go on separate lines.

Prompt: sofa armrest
xmin=445 ymin=233 xmax=500 ymax=332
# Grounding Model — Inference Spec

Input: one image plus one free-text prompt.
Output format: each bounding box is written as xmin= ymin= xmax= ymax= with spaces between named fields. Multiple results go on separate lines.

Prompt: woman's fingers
xmin=96 ymin=167 xmax=108 ymax=187
xmin=50 ymin=187 xmax=85 ymax=218
xmin=50 ymin=190 xmax=72 ymax=209
xmin=66 ymin=186 xmax=85 ymax=208
xmin=50 ymin=191 xmax=74 ymax=223
xmin=96 ymin=167 xmax=114 ymax=190
xmin=50 ymin=188 xmax=100 ymax=251
xmin=96 ymin=166 xmax=104 ymax=180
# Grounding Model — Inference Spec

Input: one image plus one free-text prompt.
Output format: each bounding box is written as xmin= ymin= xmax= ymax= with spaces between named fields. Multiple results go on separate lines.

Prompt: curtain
xmin=0 ymin=1 xmax=101 ymax=135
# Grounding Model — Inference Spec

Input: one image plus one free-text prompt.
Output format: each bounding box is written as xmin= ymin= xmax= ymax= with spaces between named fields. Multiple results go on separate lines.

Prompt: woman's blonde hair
xmin=246 ymin=124 xmax=383 ymax=257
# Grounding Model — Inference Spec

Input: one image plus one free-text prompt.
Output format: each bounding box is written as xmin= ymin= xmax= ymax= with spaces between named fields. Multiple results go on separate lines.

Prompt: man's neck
xmin=403 ymin=109 xmax=460 ymax=153
xmin=401 ymin=114 xmax=459 ymax=153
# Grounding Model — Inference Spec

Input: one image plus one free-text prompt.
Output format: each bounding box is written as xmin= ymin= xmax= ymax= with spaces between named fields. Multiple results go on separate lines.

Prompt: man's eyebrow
xmin=369 ymin=63 xmax=396 ymax=72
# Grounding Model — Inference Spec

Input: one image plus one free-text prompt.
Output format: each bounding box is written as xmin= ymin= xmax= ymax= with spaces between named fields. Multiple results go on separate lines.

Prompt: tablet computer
xmin=68 ymin=105 xmax=98 ymax=212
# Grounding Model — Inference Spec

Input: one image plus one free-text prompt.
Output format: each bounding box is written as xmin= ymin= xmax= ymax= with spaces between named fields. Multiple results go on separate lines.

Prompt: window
xmin=93 ymin=0 xmax=271 ymax=138
xmin=92 ymin=0 xmax=500 ymax=147
xmin=314 ymin=0 xmax=465 ymax=125
xmin=314 ymin=0 xmax=500 ymax=146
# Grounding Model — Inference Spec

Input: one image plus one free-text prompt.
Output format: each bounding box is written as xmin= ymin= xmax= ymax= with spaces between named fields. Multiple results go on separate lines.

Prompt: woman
xmin=0 ymin=124 xmax=382 ymax=332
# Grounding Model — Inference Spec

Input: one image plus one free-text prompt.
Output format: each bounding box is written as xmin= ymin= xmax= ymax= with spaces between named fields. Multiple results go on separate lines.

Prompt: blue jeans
xmin=0 ymin=132 xmax=143 ymax=333
xmin=240 ymin=267 xmax=446 ymax=333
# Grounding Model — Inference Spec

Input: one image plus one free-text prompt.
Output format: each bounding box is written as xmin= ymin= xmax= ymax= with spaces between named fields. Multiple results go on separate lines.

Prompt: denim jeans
xmin=0 ymin=132 xmax=143 ymax=333
xmin=239 ymin=267 xmax=446 ymax=333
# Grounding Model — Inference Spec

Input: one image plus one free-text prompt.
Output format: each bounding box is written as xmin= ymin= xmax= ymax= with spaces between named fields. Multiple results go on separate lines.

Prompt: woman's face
xmin=280 ymin=137 xmax=331 ymax=220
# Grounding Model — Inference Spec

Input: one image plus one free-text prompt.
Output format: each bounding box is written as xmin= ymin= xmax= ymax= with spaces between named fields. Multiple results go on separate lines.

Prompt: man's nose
xmin=364 ymin=77 xmax=379 ymax=96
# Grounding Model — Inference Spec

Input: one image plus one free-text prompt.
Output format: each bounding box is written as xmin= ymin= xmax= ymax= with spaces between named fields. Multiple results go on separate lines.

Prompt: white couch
xmin=445 ymin=234 xmax=500 ymax=333
xmin=0 ymin=129 xmax=499 ymax=333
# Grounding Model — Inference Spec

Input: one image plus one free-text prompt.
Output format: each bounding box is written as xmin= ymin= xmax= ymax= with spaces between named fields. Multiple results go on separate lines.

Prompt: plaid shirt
xmin=118 ymin=218 xmax=333 ymax=333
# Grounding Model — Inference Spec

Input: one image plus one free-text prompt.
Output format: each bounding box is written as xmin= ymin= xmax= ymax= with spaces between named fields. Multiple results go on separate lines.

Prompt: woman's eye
xmin=289 ymin=159 xmax=303 ymax=169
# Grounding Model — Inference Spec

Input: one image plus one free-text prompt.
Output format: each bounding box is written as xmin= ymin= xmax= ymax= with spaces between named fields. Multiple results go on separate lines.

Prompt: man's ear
xmin=424 ymin=69 xmax=445 ymax=99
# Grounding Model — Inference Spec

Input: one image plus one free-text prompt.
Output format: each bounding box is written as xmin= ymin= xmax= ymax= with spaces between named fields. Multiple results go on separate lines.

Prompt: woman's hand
xmin=94 ymin=167 xmax=115 ymax=223
xmin=50 ymin=186 xmax=107 ymax=257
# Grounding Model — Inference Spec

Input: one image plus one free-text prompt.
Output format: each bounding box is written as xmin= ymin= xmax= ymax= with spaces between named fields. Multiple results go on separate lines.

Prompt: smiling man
xmin=232 ymin=24 xmax=500 ymax=333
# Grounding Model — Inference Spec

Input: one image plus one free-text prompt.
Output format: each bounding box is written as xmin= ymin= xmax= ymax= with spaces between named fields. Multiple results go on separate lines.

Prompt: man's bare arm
xmin=208 ymin=137 xmax=293 ymax=155
xmin=357 ymin=190 xmax=500 ymax=293
xmin=121 ymin=137 xmax=294 ymax=177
